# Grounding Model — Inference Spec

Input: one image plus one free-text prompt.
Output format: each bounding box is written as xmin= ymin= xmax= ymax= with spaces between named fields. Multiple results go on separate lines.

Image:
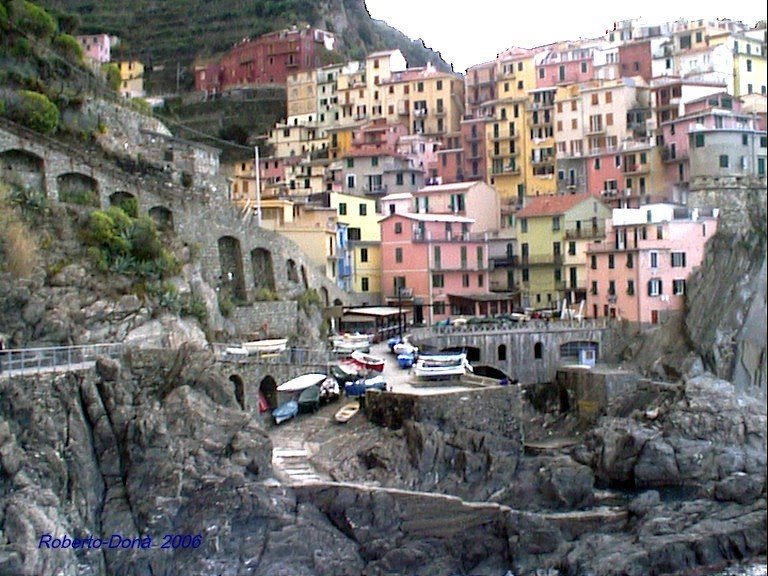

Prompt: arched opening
xmin=0 ymin=149 xmax=45 ymax=194
xmin=259 ymin=375 xmax=278 ymax=410
xmin=251 ymin=247 xmax=276 ymax=292
xmin=300 ymin=265 xmax=309 ymax=289
xmin=534 ymin=342 xmax=543 ymax=360
xmin=57 ymin=172 xmax=100 ymax=207
xmin=109 ymin=191 xmax=138 ymax=217
xmin=320 ymin=287 xmax=330 ymax=307
xmin=149 ymin=206 xmax=174 ymax=232
xmin=229 ymin=374 xmax=246 ymax=410
xmin=218 ymin=236 xmax=247 ymax=303
xmin=286 ymin=259 xmax=300 ymax=283
xmin=497 ymin=344 xmax=507 ymax=361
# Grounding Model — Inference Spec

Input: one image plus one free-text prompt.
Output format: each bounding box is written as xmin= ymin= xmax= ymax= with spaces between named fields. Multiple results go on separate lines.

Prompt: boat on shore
xmin=393 ymin=336 xmax=418 ymax=356
xmin=334 ymin=401 xmax=360 ymax=423
xmin=298 ymin=385 xmax=321 ymax=413
xmin=272 ymin=400 xmax=298 ymax=424
xmin=350 ymin=349 xmax=386 ymax=372
xmin=330 ymin=332 xmax=373 ymax=353
xmin=344 ymin=374 xmax=387 ymax=397
xmin=241 ymin=338 xmax=288 ymax=355
xmin=276 ymin=373 xmax=327 ymax=392
xmin=412 ymin=352 xmax=473 ymax=380
xmin=396 ymin=351 xmax=416 ymax=369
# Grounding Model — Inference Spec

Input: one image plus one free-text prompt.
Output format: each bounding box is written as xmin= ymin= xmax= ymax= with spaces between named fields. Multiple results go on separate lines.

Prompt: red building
xmin=618 ymin=40 xmax=653 ymax=82
xmin=194 ymin=26 xmax=335 ymax=93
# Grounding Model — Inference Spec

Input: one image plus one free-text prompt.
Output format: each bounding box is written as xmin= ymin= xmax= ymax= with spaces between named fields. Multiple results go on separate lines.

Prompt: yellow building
xmin=262 ymin=200 xmax=339 ymax=282
xmin=286 ymin=70 xmax=318 ymax=124
xmin=330 ymin=192 xmax=382 ymax=297
xmin=515 ymin=192 xmax=611 ymax=308
xmin=118 ymin=60 xmax=144 ymax=99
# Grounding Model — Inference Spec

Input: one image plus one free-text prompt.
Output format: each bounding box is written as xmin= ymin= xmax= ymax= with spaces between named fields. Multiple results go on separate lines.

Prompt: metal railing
xmin=211 ymin=344 xmax=336 ymax=366
xmin=0 ymin=343 xmax=123 ymax=376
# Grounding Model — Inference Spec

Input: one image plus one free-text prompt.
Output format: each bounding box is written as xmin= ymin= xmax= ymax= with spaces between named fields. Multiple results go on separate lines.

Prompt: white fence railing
xmin=0 ymin=343 xmax=123 ymax=376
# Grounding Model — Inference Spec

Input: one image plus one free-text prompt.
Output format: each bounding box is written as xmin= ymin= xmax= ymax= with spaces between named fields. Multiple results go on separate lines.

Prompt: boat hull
xmin=242 ymin=338 xmax=288 ymax=355
xmin=335 ymin=401 xmax=360 ymax=423
xmin=350 ymin=350 xmax=386 ymax=372
xmin=272 ymin=400 xmax=298 ymax=424
xmin=344 ymin=375 xmax=387 ymax=397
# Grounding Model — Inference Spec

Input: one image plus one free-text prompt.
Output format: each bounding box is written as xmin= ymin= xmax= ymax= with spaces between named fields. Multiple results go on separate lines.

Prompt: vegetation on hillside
xmin=0 ymin=182 xmax=41 ymax=278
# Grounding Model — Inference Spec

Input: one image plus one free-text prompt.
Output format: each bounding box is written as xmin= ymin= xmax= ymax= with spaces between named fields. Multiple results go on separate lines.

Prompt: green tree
xmin=53 ymin=33 xmax=83 ymax=64
xmin=10 ymin=0 xmax=57 ymax=40
xmin=102 ymin=63 xmax=121 ymax=92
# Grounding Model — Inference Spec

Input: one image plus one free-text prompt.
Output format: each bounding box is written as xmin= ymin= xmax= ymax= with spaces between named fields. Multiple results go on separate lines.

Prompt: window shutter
xmin=659 ymin=280 xmax=663 ymax=295
xmin=648 ymin=280 xmax=653 ymax=296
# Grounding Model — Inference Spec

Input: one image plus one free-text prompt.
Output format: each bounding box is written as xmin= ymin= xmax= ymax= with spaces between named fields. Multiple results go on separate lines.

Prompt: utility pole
xmin=254 ymin=145 xmax=262 ymax=227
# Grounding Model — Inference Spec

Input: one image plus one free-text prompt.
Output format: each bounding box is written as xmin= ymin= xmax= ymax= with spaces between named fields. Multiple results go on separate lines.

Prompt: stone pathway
xmin=271 ymin=439 xmax=323 ymax=484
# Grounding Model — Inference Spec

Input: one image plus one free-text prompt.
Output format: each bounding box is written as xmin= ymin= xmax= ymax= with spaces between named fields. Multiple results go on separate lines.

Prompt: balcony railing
xmin=412 ymin=231 xmax=485 ymax=243
xmin=490 ymin=255 xmax=519 ymax=268
xmin=564 ymin=226 xmax=605 ymax=239
xmin=516 ymin=254 xmax=564 ymax=266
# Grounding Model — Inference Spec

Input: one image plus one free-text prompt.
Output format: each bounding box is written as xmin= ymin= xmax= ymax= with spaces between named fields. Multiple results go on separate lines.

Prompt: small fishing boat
xmin=241 ymin=338 xmax=288 ymax=355
xmin=272 ymin=400 xmax=298 ymax=424
xmin=396 ymin=351 xmax=416 ymax=369
xmin=298 ymin=385 xmax=321 ymax=413
xmin=330 ymin=362 xmax=363 ymax=385
xmin=331 ymin=332 xmax=373 ymax=354
xmin=319 ymin=377 xmax=341 ymax=405
xmin=386 ymin=335 xmax=402 ymax=352
xmin=277 ymin=373 xmax=327 ymax=392
xmin=412 ymin=352 xmax=473 ymax=380
xmin=393 ymin=336 xmax=418 ymax=356
xmin=335 ymin=401 xmax=360 ymax=423
xmin=350 ymin=350 xmax=386 ymax=372
xmin=344 ymin=374 xmax=387 ymax=397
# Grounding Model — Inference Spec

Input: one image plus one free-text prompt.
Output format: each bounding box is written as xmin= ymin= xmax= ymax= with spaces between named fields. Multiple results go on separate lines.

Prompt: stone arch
xmin=57 ymin=172 xmax=100 ymax=207
xmin=109 ymin=191 xmax=138 ymax=217
xmin=229 ymin=374 xmax=246 ymax=410
xmin=251 ymin=247 xmax=276 ymax=292
xmin=497 ymin=344 xmax=507 ymax=362
xmin=534 ymin=342 xmax=543 ymax=360
xmin=286 ymin=258 xmax=300 ymax=283
xmin=260 ymin=375 xmax=278 ymax=410
xmin=149 ymin=206 xmax=174 ymax=232
xmin=0 ymin=148 xmax=45 ymax=193
xmin=218 ymin=236 xmax=247 ymax=302
xmin=319 ymin=286 xmax=330 ymax=307
xmin=300 ymin=265 xmax=309 ymax=289
xmin=464 ymin=346 xmax=481 ymax=363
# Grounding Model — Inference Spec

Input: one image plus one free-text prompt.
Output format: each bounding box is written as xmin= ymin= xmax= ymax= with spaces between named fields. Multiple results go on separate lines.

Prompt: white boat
xmin=335 ymin=401 xmax=360 ymax=423
xmin=241 ymin=338 xmax=288 ymax=355
xmin=412 ymin=352 xmax=473 ymax=380
xmin=277 ymin=373 xmax=327 ymax=392
xmin=331 ymin=332 xmax=373 ymax=353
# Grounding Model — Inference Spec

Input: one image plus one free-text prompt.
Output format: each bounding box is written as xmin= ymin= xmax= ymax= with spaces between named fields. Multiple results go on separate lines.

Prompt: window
xmin=671 ymin=252 xmax=686 ymax=267
xmin=348 ymin=228 xmax=361 ymax=241
xmin=359 ymin=204 xmax=367 ymax=216
xmin=673 ymin=279 xmax=686 ymax=295
xmin=338 ymin=202 xmax=347 ymax=215
xmin=462 ymin=274 xmax=469 ymax=287
xmin=346 ymin=158 xmax=354 ymax=168
xmin=747 ymin=60 xmax=752 ymax=72
xmin=520 ymin=218 xmax=528 ymax=233
xmin=649 ymin=251 xmax=658 ymax=268
xmin=394 ymin=222 xmax=402 ymax=234
xmin=568 ymin=241 xmax=576 ymax=256
xmin=436 ymin=80 xmax=443 ymax=90
xmin=594 ymin=158 xmax=601 ymax=170
xmin=608 ymin=280 xmax=616 ymax=295
xmin=627 ymin=280 xmax=635 ymax=295
xmin=694 ymin=133 xmax=705 ymax=148
xmin=478 ymin=274 xmax=484 ymax=287
xmin=590 ymin=255 xmax=597 ymax=269
xmin=395 ymin=247 xmax=403 ymax=263
xmin=434 ymin=302 xmax=445 ymax=315
xmin=648 ymin=278 xmax=662 ymax=296
xmin=396 ymin=173 xmax=404 ymax=185
xmin=432 ymin=274 xmax=444 ymax=288
xmin=346 ymin=174 xmax=355 ymax=188
xmin=719 ymin=155 xmax=729 ymax=168
xmin=361 ymin=277 xmax=369 ymax=292
xmin=608 ymin=254 xmax=614 ymax=269
xmin=626 ymin=253 xmax=634 ymax=268
xmin=552 ymin=217 xmax=560 ymax=231
xmin=590 ymin=281 xmax=598 ymax=295
xmin=360 ymin=248 xmax=368 ymax=263
xmin=371 ymin=157 xmax=379 ymax=167
xmin=522 ymin=268 xmax=529 ymax=282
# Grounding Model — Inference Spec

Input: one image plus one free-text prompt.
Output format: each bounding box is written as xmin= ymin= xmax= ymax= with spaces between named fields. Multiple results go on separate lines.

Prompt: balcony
xmin=490 ymin=255 xmax=519 ymax=269
xmin=585 ymin=125 xmax=605 ymax=135
xmin=413 ymin=108 xmax=427 ymax=117
xmin=623 ymin=163 xmax=648 ymax=175
xmin=564 ymin=226 xmax=605 ymax=240
xmin=515 ymin=254 xmax=564 ymax=266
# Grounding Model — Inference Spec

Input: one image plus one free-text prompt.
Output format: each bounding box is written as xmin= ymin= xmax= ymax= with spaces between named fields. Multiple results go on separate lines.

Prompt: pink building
xmin=76 ymin=34 xmax=111 ymax=65
xmin=618 ymin=41 xmax=653 ymax=82
xmin=536 ymin=44 xmax=596 ymax=88
xmin=411 ymin=180 xmax=501 ymax=233
xmin=380 ymin=213 xmax=505 ymax=325
xmin=586 ymin=204 xmax=718 ymax=324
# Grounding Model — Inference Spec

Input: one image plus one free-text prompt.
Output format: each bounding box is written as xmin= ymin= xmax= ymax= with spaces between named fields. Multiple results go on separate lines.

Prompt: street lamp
xmin=398 ymin=286 xmax=403 ymax=337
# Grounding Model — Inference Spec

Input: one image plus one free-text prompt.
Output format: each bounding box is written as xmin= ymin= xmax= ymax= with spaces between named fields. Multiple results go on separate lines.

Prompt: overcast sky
xmin=364 ymin=0 xmax=768 ymax=73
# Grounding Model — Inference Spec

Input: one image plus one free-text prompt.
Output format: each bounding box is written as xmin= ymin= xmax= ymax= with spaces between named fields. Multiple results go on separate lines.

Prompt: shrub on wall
xmin=53 ymin=33 xmax=83 ymax=64
xmin=4 ymin=90 xmax=59 ymax=134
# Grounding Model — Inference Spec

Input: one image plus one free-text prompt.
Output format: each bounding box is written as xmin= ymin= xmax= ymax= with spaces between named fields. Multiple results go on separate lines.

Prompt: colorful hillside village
xmin=109 ymin=18 xmax=767 ymax=326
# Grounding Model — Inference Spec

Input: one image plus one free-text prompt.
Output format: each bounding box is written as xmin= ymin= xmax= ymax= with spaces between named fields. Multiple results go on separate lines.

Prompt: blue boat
xmin=397 ymin=352 xmax=416 ymax=369
xmin=387 ymin=335 xmax=402 ymax=352
xmin=272 ymin=400 xmax=298 ymax=424
xmin=344 ymin=374 xmax=387 ymax=397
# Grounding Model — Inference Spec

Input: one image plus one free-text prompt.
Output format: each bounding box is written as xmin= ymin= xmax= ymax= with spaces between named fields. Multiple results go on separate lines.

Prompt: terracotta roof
xmin=516 ymin=192 xmax=601 ymax=218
